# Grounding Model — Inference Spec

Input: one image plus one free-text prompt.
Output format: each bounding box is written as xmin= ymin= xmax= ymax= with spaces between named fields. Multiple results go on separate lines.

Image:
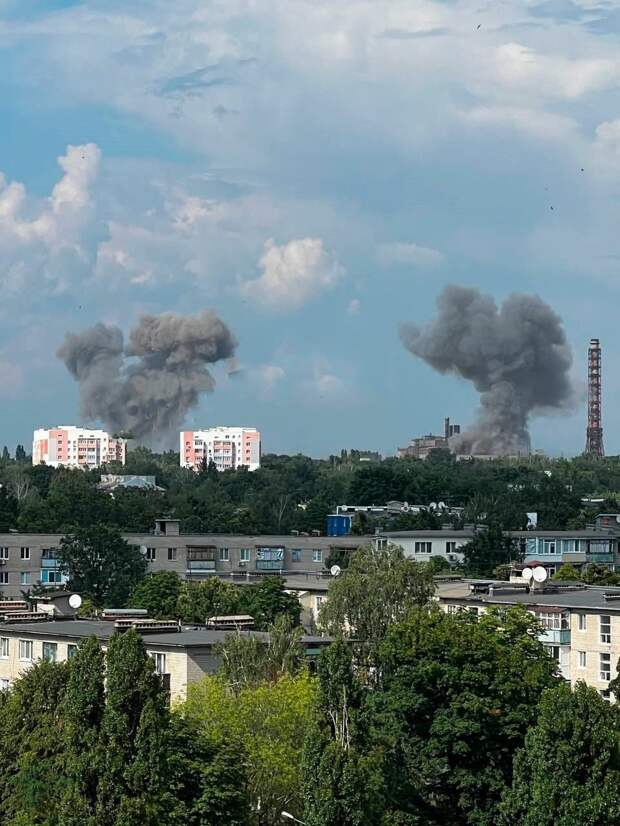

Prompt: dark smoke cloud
xmin=400 ymin=285 xmax=574 ymax=455
xmin=58 ymin=310 xmax=237 ymax=444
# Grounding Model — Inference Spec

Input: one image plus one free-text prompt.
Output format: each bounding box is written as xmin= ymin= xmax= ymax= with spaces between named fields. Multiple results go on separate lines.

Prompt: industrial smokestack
xmin=58 ymin=310 xmax=238 ymax=445
xmin=585 ymin=338 xmax=604 ymax=457
xmin=399 ymin=285 xmax=574 ymax=455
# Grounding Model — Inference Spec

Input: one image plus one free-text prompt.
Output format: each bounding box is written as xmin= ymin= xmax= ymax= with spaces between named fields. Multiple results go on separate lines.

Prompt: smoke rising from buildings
xmin=58 ymin=310 xmax=237 ymax=444
xmin=399 ymin=285 xmax=574 ymax=455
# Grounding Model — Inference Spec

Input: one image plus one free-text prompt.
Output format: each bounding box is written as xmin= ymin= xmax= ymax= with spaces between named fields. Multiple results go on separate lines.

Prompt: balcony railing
xmin=186 ymin=560 xmax=216 ymax=571
xmin=539 ymin=628 xmax=571 ymax=645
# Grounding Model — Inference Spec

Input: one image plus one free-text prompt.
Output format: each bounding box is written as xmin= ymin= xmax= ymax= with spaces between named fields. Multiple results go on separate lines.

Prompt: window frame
xmin=167 ymin=548 xmax=177 ymax=561
xmin=414 ymin=541 xmax=433 ymax=554
xmin=600 ymin=652 xmax=611 ymax=682
xmin=219 ymin=547 xmax=230 ymax=562
xmin=578 ymin=651 xmax=586 ymax=668
xmin=600 ymin=615 xmax=611 ymax=644
xmin=0 ymin=637 xmax=9 ymax=658
xmin=18 ymin=639 xmax=33 ymax=662
xmin=312 ymin=549 xmax=323 ymax=563
xmin=240 ymin=548 xmax=251 ymax=563
xmin=42 ymin=641 xmax=58 ymax=663
xmin=578 ymin=613 xmax=587 ymax=631
xmin=20 ymin=547 xmax=30 ymax=560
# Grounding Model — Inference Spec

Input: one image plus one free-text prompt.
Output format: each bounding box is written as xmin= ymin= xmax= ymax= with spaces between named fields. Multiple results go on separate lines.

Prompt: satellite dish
xmin=616 ymin=515 xmax=620 ymax=524
xmin=429 ymin=502 xmax=437 ymax=511
xmin=330 ymin=565 xmax=342 ymax=577
xmin=533 ymin=566 xmax=548 ymax=583
xmin=438 ymin=501 xmax=446 ymax=510
xmin=68 ymin=594 xmax=82 ymax=609
xmin=521 ymin=568 xmax=533 ymax=582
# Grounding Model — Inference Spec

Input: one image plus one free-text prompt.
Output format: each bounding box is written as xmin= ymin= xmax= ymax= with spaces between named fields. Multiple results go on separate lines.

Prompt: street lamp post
xmin=281 ymin=812 xmax=305 ymax=825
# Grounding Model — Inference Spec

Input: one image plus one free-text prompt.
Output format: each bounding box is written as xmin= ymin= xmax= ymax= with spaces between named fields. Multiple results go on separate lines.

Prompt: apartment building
xmin=0 ymin=617 xmax=329 ymax=702
xmin=436 ymin=580 xmax=620 ymax=697
xmin=381 ymin=526 xmax=620 ymax=570
xmin=0 ymin=518 xmax=371 ymax=599
xmin=32 ymin=427 xmax=126 ymax=469
xmin=180 ymin=427 xmax=261 ymax=472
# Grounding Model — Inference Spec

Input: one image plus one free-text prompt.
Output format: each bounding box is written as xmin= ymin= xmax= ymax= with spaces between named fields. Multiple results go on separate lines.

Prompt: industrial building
xmin=181 ymin=427 xmax=261 ymax=472
xmin=32 ymin=427 xmax=126 ymax=469
xmin=398 ymin=417 xmax=461 ymax=459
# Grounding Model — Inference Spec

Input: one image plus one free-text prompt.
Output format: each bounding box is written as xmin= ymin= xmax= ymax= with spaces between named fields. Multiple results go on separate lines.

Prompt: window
xmin=151 ymin=652 xmax=166 ymax=675
xmin=0 ymin=638 xmax=9 ymax=658
xmin=543 ymin=540 xmax=557 ymax=555
xmin=219 ymin=548 xmax=229 ymax=562
xmin=67 ymin=644 xmax=78 ymax=659
xmin=414 ymin=542 xmax=432 ymax=554
xmin=600 ymin=652 xmax=611 ymax=682
xmin=376 ymin=538 xmax=387 ymax=550
xmin=600 ymin=615 xmax=611 ymax=644
xmin=0 ymin=572 xmax=8 ymax=585
xmin=0 ymin=679 xmax=9 ymax=691
xmin=19 ymin=640 xmax=33 ymax=661
xmin=256 ymin=547 xmax=284 ymax=570
xmin=20 ymin=547 xmax=30 ymax=560
xmin=20 ymin=572 xmax=31 ymax=586
xmin=145 ymin=547 xmax=156 ymax=562
xmin=315 ymin=595 xmax=325 ymax=610
xmin=536 ymin=612 xmax=563 ymax=630
xmin=291 ymin=549 xmax=302 ymax=562
xmin=578 ymin=651 xmax=586 ymax=668
xmin=578 ymin=613 xmax=587 ymax=631
xmin=0 ymin=547 xmax=8 ymax=560
xmin=240 ymin=548 xmax=251 ymax=563
xmin=41 ymin=570 xmax=63 ymax=585
xmin=167 ymin=548 xmax=177 ymax=561
xmin=445 ymin=541 xmax=457 ymax=554
xmin=549 ymin=646 xmax=560 ymax=662
xmin=312 ymin=549 xmax=323 ymax=563
xmin=42 ymin=642 xmax=57 ymax=663
xmin=447 ymin=605 xmax=460 ymax=615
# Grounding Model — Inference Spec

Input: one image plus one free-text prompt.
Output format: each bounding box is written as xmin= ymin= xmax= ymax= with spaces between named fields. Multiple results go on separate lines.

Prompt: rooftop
xmin=0 ymin=620 xmax=329 ymax=648
xmin=437 ymin=581 xmax=620 ymax=612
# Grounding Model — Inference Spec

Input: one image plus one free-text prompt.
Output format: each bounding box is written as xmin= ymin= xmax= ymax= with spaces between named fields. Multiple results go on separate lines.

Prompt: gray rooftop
xmin=439 ymin=584 xmax=620 ymax=612
xmin=0 ymin=620 xmax=329 ymax=648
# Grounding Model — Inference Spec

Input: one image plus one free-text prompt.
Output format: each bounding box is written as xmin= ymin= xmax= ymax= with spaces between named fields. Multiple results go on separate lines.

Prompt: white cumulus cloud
xmin=240 ymin=237 xmax=344 ymax=310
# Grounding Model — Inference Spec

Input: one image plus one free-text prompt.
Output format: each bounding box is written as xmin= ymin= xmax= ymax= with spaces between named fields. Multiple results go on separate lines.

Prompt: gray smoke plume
xmin=58 ymin=310 xmax=238 ymax=444
xmin=400 ymin=285 xmax=574 ymax=455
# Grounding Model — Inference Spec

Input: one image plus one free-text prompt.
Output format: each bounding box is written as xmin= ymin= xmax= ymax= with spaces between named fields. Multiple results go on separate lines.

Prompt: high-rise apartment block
xmin=32 ymin=427 xmax=126 ymax=469
xmin=181 ymin=427 xmax=261 ymax=472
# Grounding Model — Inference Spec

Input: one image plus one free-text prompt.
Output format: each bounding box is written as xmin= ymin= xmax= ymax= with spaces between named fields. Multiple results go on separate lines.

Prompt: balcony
xmin=539 ymin=628 xmax=571 ymax=645
xmin=186 ymin=560 xmax=216 ymax=572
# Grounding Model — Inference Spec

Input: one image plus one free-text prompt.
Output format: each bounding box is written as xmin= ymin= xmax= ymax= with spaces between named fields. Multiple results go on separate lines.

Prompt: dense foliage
xmin=0 ymin=631 xmax=249 ymax=825
xmin=130 ymin=572 xmax=301 ymax=630
xmin=3 ymin=446 xmax=620 ymax=534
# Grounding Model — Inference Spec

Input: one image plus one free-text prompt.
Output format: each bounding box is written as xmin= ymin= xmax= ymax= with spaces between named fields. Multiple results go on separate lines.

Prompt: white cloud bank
xmin=240 ymin=238 xmax=344 ymax=310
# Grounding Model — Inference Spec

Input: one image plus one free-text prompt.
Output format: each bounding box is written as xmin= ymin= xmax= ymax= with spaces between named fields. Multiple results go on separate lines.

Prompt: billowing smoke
xmin=400 ymin=285 xmax=574 ymax=455
xmin=58 ymin=310 xmax=237 ymax=443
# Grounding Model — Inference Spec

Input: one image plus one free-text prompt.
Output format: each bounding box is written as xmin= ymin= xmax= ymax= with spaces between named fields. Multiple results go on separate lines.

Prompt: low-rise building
xmin=436 ymin=580 xmax=620 ymax=697
xmin=0 ymin=518 xmax=372 ymax=599
xmin=0 ymin=617 xmax=329 ymax=702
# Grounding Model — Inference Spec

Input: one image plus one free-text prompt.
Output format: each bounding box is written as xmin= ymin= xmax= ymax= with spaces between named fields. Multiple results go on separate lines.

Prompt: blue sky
xmin=2 ymin=0 xmax=620 ymax=457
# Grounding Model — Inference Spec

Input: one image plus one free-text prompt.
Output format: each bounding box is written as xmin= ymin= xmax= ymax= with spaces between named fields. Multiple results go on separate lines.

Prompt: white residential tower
xmin=181 ymin=427 xmax=261 ymax=472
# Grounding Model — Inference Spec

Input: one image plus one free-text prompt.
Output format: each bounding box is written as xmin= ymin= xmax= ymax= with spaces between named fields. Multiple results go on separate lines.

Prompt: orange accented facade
xmin=32 ymin=427 xmax=126 ymax=469
xmin=181 ymin=427 xmax=261 ymax=472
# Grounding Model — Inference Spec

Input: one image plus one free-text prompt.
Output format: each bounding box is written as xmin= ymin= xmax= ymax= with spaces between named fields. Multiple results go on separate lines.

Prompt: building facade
xmin=32 ymin=427 xmax=126 ymax=469
xmin=436 ymin=580 xmax=620 ymax=696
xmin=0 ymin=519 xmax=371 ymax=598
xmin=0 ymin=618 xmax=328 ymax=702
xmin=180 ymin=427 xmax=261 ymax=472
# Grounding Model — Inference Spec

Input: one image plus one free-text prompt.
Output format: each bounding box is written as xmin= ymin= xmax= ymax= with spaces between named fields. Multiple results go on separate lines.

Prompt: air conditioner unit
xmin=239 ymin=561 xmax=247 ymax=567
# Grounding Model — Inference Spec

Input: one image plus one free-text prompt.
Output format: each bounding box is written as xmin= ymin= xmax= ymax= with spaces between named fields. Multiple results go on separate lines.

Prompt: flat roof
xmin=384 ymin=530 xmax=617 ymax=539
xmin=440 ymin=585 xmax=620 ymax=612
xmin=0 ymin=620 xmax=329 ymax=648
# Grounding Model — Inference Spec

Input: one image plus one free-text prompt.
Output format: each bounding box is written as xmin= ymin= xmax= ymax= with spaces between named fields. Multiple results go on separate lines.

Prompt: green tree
xmin=185 ymin=671 xmax=316 ymax=826
xmin=217 ymin=615 xmax=304 ymax=693
xmin=461 ymin=525 xmax=520 ymax=577
xmin=130 ymin=571 xmax=183 ymax=618
xmin=552 ymin=562 xmax=582 ymax=581
xmin=368 ymin=605 xmax=559 ymax=825
xmin=58 ymin=524 xmax=147 ymax=608
xmin=177 ymin=579 xmax=239 ymax=624
xmin=319 ymin=544 xmax=435 ymax=669
xmin=302 ymin=641 xmax=385 ymax=826
xmin=238 ymin=576 xmax=301 ymax=629
xmin=15 ymin=444 xmax=27 ymax=463
xmin=501 ymin=682 xmax=620 ymax=825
